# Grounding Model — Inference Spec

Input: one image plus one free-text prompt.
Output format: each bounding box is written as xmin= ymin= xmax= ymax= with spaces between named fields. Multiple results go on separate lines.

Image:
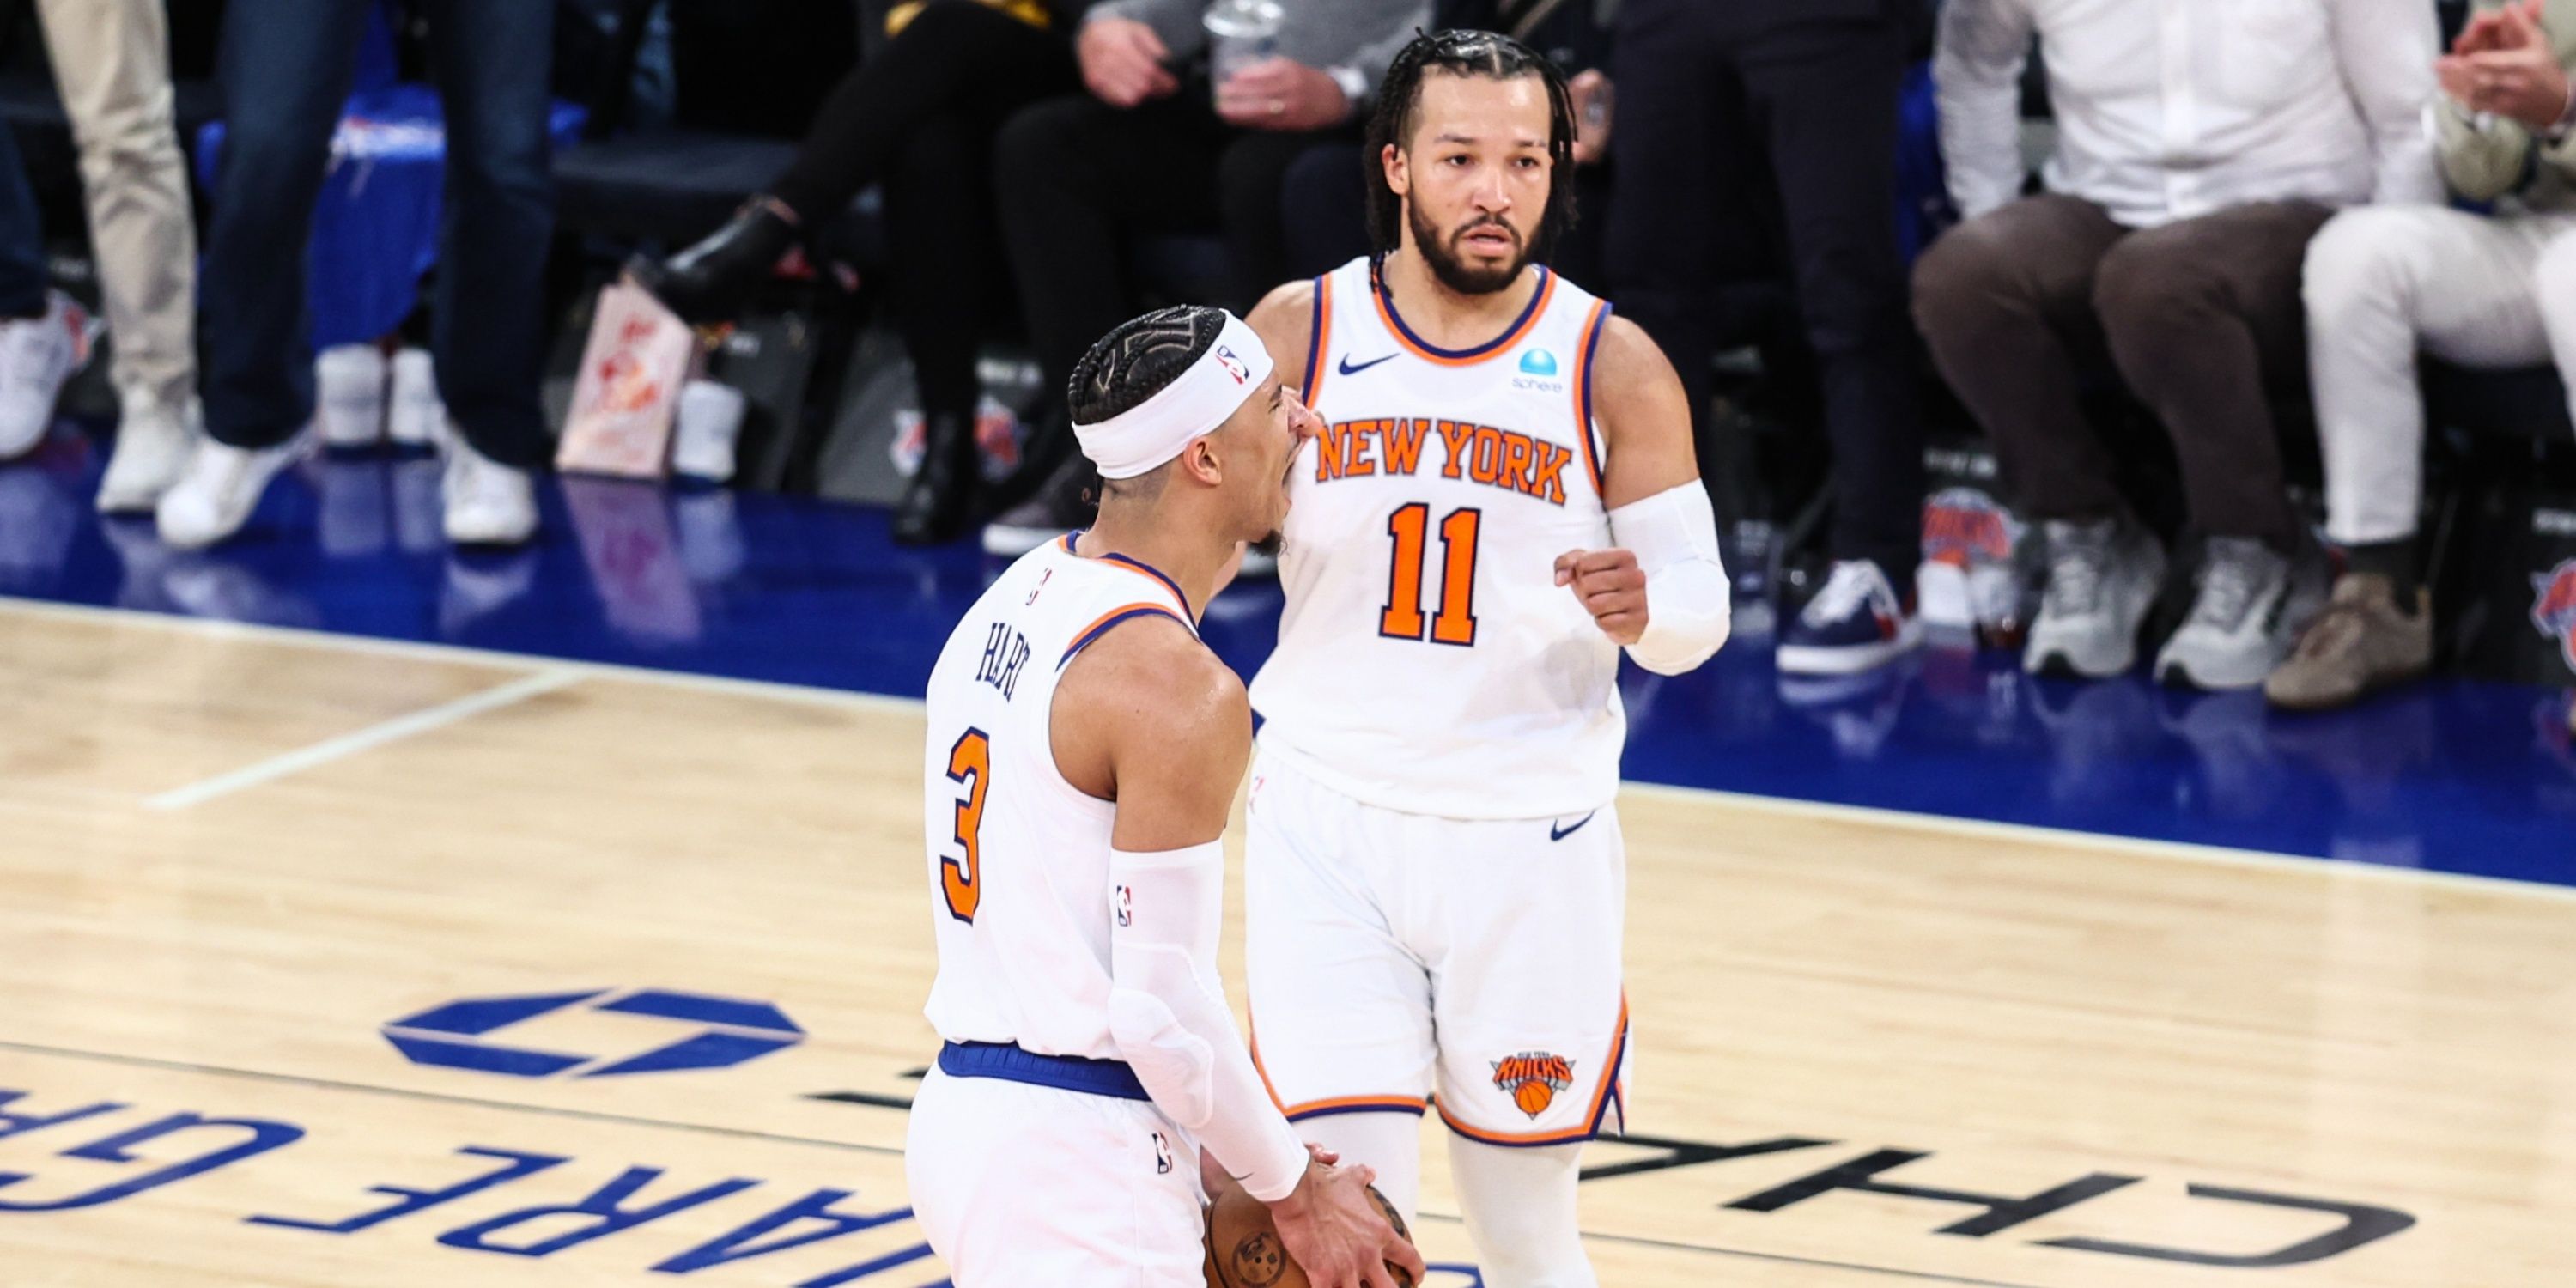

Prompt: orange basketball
xmin=1513 ymin=1080 xmax=1555 ymax=1117
xmin=1205 ymin=1177 xmax=1415 ymax=1288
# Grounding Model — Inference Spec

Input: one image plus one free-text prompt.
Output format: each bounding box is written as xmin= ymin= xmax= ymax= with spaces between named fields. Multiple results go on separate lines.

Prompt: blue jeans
xmin=202 ymin=0 xmax=555 ymax=468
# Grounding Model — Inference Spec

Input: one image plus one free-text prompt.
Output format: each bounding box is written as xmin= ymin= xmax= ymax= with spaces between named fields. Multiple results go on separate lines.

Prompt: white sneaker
xmin=96 ymin=398 xmax=201 ymax=514
xmin=315 ymin=344 xmax=389 ymax=448
xmin=2154 ymin=537 xmax=2331 ymax=691
xmin=0 ymin=292 xmax=89 ymax=459
xmin=2024 ymin=518 xmax=2166 ymax=678
xmin=155 ymin=432 xmax=309 ymax=549
xmin=388 ymin=349 xmax=443 ymax=447
xmin=442 ymin=428 xmax=538 ymax=545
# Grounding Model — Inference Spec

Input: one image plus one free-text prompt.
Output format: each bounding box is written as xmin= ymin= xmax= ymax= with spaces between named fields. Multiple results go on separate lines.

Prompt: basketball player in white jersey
xmin=1241 ymin=30 xmax=1733 ymax=1287
xmin=908 ymin=305 xmax=1419 ymax=1288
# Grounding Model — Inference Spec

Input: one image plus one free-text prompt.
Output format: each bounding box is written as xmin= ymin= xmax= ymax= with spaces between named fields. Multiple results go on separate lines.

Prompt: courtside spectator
xmin=1608 ymin=0 xmax=1935 ymax=678
xmin=0 ymin=0 xmax=197 ymax=515
xmin=1917 ymin=0 xmax=2441 ymax=690
xmin=2276 ymin=0 xmax=2576 ymax=710
xmin=984 ymin=0 xmax=1427 ymax=554
xmin=632 ymin=0 xmax=1085 ymax=546
xmin=160 ymin=0 xmax=555 ymax=550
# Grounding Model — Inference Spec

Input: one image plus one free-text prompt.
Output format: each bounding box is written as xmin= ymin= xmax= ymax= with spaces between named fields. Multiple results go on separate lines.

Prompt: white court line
xmin=10 ymin=594 xmax=2573 ymax=903
xmin=144 ymin=667 xmax=585 ymax=811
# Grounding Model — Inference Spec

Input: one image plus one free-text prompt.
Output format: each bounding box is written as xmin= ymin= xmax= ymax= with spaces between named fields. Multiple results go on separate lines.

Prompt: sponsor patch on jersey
xmin=2531 ymin=558 xmax=2576 ymax=669
xmin=1511 ymin=347 xmax=1564 ymax=393
xmin=1492 ymin=1050 xmax=1577 ymax=1119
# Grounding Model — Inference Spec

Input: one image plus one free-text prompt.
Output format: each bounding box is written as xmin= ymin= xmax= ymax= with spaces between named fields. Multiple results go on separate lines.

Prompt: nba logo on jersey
xmin=1113 ymin=884 xmax=1133 ymax=927
xmin=1492 ymin=1051 xmax=1577 ymax=1118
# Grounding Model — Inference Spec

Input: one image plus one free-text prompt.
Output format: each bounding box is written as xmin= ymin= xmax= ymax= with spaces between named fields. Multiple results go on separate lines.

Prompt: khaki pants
xmin=35 ymin=0 xmax=196 ymax=420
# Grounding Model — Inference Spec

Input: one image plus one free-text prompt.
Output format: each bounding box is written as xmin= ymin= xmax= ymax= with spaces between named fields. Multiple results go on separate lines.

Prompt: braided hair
xmin=1068 ymin=306 xmax=1225 ymax=425
xmin=1067 ymin=306 xmax=1229 ymax=498
xmin=1363 ymin=28 xmax=1579 ymax=259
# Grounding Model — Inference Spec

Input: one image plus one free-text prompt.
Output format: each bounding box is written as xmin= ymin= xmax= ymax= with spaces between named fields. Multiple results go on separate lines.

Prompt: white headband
xmin=1073 ymin=311 xmax=1276 ymax=481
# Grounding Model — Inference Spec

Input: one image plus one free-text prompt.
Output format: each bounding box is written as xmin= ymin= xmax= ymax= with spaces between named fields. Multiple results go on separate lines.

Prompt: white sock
xmin=1448 ymin=1134 xmax=1595 ymax=1288
xmin=1292 ymin=1111 xmax=1424 ymax=1226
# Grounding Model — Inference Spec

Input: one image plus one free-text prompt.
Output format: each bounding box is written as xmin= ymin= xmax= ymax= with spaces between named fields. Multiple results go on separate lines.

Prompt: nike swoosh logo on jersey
xmin=1338 ymin=352 xmax=1398 ymax=376
xmin=1549 ymin=811 xmax=1597 ymax=841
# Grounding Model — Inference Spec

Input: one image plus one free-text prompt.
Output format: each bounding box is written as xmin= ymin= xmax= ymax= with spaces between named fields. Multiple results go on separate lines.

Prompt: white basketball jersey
xmin=920 ymin=534 xmax=1197 ymax=1059
xmin=1250 ymin=257 xmax=1622 ymax=820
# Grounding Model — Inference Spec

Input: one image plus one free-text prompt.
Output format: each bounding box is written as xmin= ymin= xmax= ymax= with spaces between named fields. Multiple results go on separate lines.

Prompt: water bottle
xmin=1204 ymin=0 xmax=1284 ymax=103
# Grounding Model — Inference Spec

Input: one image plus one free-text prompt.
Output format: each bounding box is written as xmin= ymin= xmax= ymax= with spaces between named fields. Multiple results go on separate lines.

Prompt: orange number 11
xmin=1380 ymin=503 xmax=1481 ymax=646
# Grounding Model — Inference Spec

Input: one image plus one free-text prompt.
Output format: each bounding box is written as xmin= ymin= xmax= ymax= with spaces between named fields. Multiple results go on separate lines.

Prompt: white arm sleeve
xmin=1106 ymin=842 xmax=1308 ymax=1202
xmin=1609 ymin=482 xmax=1731 ymax=676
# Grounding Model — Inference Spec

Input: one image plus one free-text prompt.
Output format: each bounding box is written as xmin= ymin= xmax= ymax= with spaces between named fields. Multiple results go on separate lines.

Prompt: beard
xmin=1410 ymin=201 xmax=1531 ymax=295
xmin=1251 ymin=531 xmax=1284 ymax=557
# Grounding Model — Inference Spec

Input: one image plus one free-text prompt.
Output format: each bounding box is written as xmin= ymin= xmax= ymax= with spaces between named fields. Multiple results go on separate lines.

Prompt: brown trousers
xmin=1911 ymin=194 xmax=2334 ymax=550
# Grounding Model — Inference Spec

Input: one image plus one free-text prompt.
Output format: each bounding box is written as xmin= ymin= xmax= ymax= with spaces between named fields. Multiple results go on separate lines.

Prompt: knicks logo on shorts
xmin=1492 ymin=1051 xmax=1576 ymax=1119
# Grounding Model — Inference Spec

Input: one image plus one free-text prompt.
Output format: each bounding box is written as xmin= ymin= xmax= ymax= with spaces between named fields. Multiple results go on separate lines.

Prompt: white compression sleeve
xmin=1608 ymin=482 xmax=1731 ymax=675
xmin=1107 ymin=842 xmax=1308 ymax=1202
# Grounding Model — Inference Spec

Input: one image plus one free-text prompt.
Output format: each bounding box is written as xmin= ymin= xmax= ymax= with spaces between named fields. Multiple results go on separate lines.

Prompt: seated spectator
xmin=1610 ymin=0 xmax=1934 ymax=677
xmin=1915 ymin=0 xmax=2440 ymax=689
xmin=2275 ymin=0 xmax=2576 ymax=710
xmin=632 ymin=0 xmax=1084 ymax=545
xmin=1277 ymin=0 xmax=1615 ymax=285
xmin=160 ymin=0 xmax=556 ymax=551
xmin=0 ymin=0 xmax=197 ymax=515
xmin=984 ymin=0 xmax=1427 ymax=554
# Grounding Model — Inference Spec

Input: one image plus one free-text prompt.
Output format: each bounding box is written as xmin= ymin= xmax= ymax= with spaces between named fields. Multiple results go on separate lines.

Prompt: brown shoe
xmin=2263 ymin=573 xmax=2433 ymax=710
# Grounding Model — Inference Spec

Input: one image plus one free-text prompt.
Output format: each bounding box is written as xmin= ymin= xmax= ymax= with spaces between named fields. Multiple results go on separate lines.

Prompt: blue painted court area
xmin=5 ymin=437 xmax=2571 ymax=886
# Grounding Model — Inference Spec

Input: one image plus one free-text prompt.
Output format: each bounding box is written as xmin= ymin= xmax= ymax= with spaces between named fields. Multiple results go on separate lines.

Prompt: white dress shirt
xmin=1936 ymin=0 xmax=2445 ymax=228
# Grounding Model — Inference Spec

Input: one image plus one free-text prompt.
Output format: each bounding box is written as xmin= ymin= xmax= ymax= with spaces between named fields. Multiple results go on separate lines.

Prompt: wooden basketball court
xmin=2 ymin=595 xmax=2567 ymax=1286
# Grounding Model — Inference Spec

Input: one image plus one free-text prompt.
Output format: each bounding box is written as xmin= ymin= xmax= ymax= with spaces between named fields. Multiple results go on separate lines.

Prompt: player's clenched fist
xmin=1556 ymin=548 xmax=1648 ymax=645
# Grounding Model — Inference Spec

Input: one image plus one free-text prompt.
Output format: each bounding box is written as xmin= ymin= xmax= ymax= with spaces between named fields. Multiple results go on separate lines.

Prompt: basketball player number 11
xmin=1381 ymin=502 xmax=1481 ymax=646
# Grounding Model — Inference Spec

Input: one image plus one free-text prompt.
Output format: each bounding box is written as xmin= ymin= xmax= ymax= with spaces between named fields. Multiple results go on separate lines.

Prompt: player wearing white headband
xmin=909 ymin=305 xmax=1420 ymax=1288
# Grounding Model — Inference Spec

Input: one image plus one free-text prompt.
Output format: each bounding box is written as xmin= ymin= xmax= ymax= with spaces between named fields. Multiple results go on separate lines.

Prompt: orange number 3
xmin=943 ymin=729 xmax=990 ymax=923
xmin=1379 ymin=503 xmax=1481 ymax=646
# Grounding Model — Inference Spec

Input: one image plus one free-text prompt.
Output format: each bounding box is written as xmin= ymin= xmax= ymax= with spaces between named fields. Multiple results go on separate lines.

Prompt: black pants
xmin=1606 ymin=2 xmax=1924 ymax=581
xmin=994 ymin=92 xmax=1356 ymax=410
xmin=768 ymin=1 xmax=1077 ymax=421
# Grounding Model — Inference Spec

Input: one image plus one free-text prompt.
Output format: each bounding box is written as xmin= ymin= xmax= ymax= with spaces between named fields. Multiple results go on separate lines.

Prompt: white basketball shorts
xmin=905 ymin=1064 xmax=1206 ymax=1286
xmin=1243 ymin=746 xmax=1630 ymax=1147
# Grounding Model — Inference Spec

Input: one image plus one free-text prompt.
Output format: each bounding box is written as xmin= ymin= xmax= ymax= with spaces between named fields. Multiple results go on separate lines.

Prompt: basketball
xmin=1205 ymin=1181 xmax=1417 ymax=1288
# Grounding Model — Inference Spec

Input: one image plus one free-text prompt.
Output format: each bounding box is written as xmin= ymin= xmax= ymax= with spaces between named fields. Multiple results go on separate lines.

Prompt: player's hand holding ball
xmin=1557 ymin=548 xmax=1649 ymax=646
xmin=1206 ymin=1151 xmax=1424 ymax=1288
